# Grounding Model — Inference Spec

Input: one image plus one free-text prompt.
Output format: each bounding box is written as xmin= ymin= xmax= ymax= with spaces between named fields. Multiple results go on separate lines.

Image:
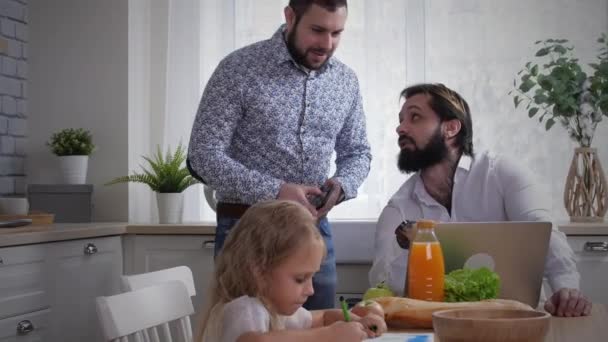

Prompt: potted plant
xmin=510 ymin=34 xmax=608 ymax=222
xmin=47 ymin=128 xmax=95 ymax=184
xmin=105 ymin=143 xmax=199 ymax=224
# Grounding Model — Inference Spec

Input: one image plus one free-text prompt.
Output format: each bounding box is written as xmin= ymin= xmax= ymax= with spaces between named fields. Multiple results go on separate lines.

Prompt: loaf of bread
xmin=373 ymin=296 xmax=533 ymax=329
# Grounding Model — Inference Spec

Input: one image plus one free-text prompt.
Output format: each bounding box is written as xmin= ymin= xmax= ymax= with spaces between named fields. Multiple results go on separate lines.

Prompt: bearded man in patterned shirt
xmin=188 ymin=0 xmax=371 ymax=310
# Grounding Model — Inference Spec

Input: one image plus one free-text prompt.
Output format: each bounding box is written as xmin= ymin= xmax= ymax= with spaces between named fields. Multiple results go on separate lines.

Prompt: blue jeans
xmin=215 ymin=215 xmax=337 ymax=310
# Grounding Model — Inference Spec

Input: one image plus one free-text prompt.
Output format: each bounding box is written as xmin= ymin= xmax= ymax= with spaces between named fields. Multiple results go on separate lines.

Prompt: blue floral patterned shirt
xmin=188 ymin=25 xmax=371 ymax=205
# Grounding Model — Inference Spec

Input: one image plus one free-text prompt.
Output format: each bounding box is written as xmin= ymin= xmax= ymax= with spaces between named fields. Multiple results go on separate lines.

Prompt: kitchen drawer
xmin=0 ymin=245 xmax=49 ymax=319
xmin=336 ymin=264 xmax=371 ymax=294
xmin=567 ymin=236 xmax=608 ymax=254
xmin=566 ymin=236 xmax=608 ymax=304
xmin=0 ymin=309 xmax=50 ymax=341
xmin=50 ymin=236 xmax=122 ymax=259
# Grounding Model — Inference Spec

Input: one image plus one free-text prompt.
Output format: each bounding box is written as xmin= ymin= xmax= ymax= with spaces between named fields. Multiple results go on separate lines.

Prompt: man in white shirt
xmin=369 ymin=83 xmax=592 ymax=317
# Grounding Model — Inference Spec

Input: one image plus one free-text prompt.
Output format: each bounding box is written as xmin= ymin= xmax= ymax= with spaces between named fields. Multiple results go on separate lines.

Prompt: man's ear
xmin=284 ymin=6 xmax=296 ymax=32
xmin=443 ymin=119 xmax=462 ymax=139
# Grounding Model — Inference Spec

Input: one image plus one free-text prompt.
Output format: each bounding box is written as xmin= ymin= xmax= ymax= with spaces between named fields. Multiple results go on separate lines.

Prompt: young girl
xmin=196 ymin=200 xmax=387 ymax=342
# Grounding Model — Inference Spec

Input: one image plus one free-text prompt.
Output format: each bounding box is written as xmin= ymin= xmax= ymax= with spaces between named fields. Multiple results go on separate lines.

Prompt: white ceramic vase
xmin=58 ymin=155 xmax=89 ymax=184
xmin=156 ymin=192 xmax=184 ymax=224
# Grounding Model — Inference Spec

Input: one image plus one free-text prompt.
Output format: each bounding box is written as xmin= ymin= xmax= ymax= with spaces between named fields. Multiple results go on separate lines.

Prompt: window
xmin=197 ymin=0 xmax=420 ymax=221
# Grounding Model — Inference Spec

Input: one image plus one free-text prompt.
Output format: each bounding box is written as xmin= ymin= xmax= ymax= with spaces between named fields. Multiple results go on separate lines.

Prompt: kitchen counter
xmin=558 ymin=222 xmax=608 ymax=235
xmin=0 ymin=222 xmax=216 ymax=248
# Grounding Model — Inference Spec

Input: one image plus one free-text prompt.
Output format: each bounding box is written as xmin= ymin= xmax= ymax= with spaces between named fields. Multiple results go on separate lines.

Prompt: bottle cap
xmin=416 ymin=219 xmax=436 ymax=229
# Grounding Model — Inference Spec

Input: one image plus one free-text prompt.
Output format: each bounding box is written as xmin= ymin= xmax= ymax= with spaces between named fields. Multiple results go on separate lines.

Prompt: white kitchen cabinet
xmin=49 ymin=236 xmax=123 ymax=342
xmin=567 ymin=235 xmax=608 ymax=304
xmin=0 ymin=244 xmax=50 ymax=320
xmin=0 ymin=236 xmax=122 ymax=342
xmin=123 ymin=234 xmax=216 ymax=329
xmin=0 ymin=244 xmax=51 ymax=341
xmin=0 ymin=309 xmax=51 ymax=341
xmin=335 ymin=263 xmax=371 ymax=308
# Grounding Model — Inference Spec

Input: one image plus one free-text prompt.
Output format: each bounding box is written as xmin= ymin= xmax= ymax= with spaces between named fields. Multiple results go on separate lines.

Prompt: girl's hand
xmin=358 ymin=313 xmax=388 ymax=338
xmin=326 ymin=321 xmax=368 ymax=341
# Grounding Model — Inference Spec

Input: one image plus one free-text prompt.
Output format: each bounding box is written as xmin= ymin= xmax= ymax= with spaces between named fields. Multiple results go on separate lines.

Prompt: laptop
xmin=434 ymin=221 xmax=552 ymax=307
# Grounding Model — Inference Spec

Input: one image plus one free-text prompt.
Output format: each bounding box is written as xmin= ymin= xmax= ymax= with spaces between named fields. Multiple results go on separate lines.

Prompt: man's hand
xmin=544 ymin=288 xmax=592 ymax=317
xmin=317 ymin=178 xmax=344 ymax=218
xmin=395 ymin=221 xmax=417 ymax=249
xmin=277 ymin=183 xmax=322 ymax=216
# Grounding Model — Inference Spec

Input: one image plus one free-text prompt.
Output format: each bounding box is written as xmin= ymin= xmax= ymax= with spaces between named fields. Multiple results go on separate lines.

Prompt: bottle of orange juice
xmin=406 ymin=219 xmax=445 ymax=301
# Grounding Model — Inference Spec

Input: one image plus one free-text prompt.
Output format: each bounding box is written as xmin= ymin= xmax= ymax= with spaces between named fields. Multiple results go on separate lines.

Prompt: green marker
xmin=339 ymin=296 xmax=351 ymax=322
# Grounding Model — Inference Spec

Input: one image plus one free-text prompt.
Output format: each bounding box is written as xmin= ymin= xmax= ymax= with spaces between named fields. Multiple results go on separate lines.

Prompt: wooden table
xmin=397 ymin=304 xmax=607 ymax=341
xmin=544 ymin=304 xmax=607 ymax=342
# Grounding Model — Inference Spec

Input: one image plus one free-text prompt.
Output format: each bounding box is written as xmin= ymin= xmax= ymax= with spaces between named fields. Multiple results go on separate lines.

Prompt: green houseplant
xmin=510 ymin=35 xmax=608 ymax=222
xmin=47 ymin=128 xmax=95 ymax=184
xmin=106 ymin=143 xmax=199 ymax=223
xmin=47 ymin=128 xmax=95 ymax=156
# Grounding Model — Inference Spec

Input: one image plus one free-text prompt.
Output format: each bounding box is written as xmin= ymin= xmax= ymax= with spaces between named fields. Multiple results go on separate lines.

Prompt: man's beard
xmin=286 ymin=24 xmax=332 ymax=70
xmin=397 ymin=126 xmax=448 ymax=173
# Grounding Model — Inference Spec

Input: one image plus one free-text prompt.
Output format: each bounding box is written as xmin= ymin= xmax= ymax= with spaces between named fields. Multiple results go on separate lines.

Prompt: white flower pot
xmin=58 ymin=155 xmax=89 ymax=184
xmin=156 ymin=192 xmax=184 ymax=224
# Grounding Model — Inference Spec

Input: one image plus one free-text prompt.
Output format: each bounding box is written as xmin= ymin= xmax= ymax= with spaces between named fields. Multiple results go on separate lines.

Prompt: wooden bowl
xmin=432 ymin=309 xmax=550 ymax=342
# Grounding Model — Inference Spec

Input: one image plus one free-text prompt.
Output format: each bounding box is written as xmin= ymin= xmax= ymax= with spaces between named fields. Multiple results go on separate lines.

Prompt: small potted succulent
xmin=105 ymin=143 xmax=199 ymax=224
xmin=47 ymin=128 xmax=95 ymax=184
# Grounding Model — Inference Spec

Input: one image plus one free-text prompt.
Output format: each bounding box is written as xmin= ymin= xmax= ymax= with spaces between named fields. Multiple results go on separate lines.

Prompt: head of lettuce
xmin=444 ymin=267 xmax=500 ymax=302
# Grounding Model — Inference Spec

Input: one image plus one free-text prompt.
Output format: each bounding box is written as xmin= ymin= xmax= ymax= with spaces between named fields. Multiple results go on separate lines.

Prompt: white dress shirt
xmin=202 ymin=296 xmax=312 ymax=342
xmin=369 ymin=150 xmax=579 ymax=296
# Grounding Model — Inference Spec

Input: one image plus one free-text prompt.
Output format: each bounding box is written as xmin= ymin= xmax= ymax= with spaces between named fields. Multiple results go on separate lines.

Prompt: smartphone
xmin=310 ymin=184 xmax=333 ymax=210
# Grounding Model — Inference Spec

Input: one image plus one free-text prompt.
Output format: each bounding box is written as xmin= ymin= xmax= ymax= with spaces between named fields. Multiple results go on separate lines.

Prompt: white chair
xmin=121 ymin=266 xmax=196 ymax=298
xmin=96 ymin=280 xmax=194 ymax=342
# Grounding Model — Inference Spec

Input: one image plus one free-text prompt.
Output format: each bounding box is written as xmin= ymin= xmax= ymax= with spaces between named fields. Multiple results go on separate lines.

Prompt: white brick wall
xmin=0 ymin=0 xmax=27 ymax=195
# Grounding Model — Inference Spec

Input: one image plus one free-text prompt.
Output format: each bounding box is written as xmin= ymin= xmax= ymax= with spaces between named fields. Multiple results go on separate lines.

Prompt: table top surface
xmin=396 ymin=304 xmax=607 ymax=341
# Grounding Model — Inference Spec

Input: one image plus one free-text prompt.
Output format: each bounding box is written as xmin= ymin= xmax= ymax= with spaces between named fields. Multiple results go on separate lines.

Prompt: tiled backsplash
xmin=0 ymin=0 xmax=27 ymax=195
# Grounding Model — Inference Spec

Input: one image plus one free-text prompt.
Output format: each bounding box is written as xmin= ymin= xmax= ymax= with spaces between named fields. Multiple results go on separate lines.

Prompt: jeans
xmin=215 ymin=215 xmax=337 ymax=310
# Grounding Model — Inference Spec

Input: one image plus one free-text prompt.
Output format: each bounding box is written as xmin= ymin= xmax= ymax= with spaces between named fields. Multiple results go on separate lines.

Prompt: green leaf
xmin=104 ymin=143 xmax=199 ymax=193
xmin=528 ymin=107 xmax=539 ymax=117
xmin=514 ymin=96 xmax=521 ymax=108
xmin=535 ymin=47 xmax=550 ymax=57
xmin=519 ymin=79 xmax=535 ymax=93
xmin=535 ymin=40 xmax=542 ymax=44
xmin=444 ymin=267 xmax=500 ymax=302
xmin=531 ymin=65 xmax=539 ymax=76
xmin=534 ymin=93 xmax=549 ymax=104
xmin=545 ymin=118 xmax=556 ymax=130
xmin=554 ymin=45 xmax=567 ymax=54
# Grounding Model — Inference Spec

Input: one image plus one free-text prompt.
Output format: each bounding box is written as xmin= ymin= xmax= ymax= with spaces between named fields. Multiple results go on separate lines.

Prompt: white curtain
xmin=130 ymin=0 xmax=608 ymax=223
xmin=128 ymin=0 xmax=417 ymax=222
xmin=193 ymin=0 xmax=415 ymax=221
xmin=128 ymin=0 xmax=208 ymax=223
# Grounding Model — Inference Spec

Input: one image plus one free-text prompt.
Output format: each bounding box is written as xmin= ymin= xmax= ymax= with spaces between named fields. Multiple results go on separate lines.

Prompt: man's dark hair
xmin=288 ymin=0 xmax=348 ymax=21
xmin=400 ymin=83 xmax=474 ymax=157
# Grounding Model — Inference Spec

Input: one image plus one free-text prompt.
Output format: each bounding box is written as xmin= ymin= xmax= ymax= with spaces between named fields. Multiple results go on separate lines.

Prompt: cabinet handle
xmin=0 ymin=257 xmax=3 ymax=265
xmin=84 ymin=243 xmax=98 ymax=255
xmin=584 ymin=242 xmax=608 ymax=252
xmin=16 ymin=320 xmax=34 ymax=334
xmin=202 ymin=240 xmax=215 ymax=249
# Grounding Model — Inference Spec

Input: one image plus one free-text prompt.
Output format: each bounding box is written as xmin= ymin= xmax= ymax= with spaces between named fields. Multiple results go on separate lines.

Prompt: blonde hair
xmin=196 ymin=200 xmax=325 ymax=341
